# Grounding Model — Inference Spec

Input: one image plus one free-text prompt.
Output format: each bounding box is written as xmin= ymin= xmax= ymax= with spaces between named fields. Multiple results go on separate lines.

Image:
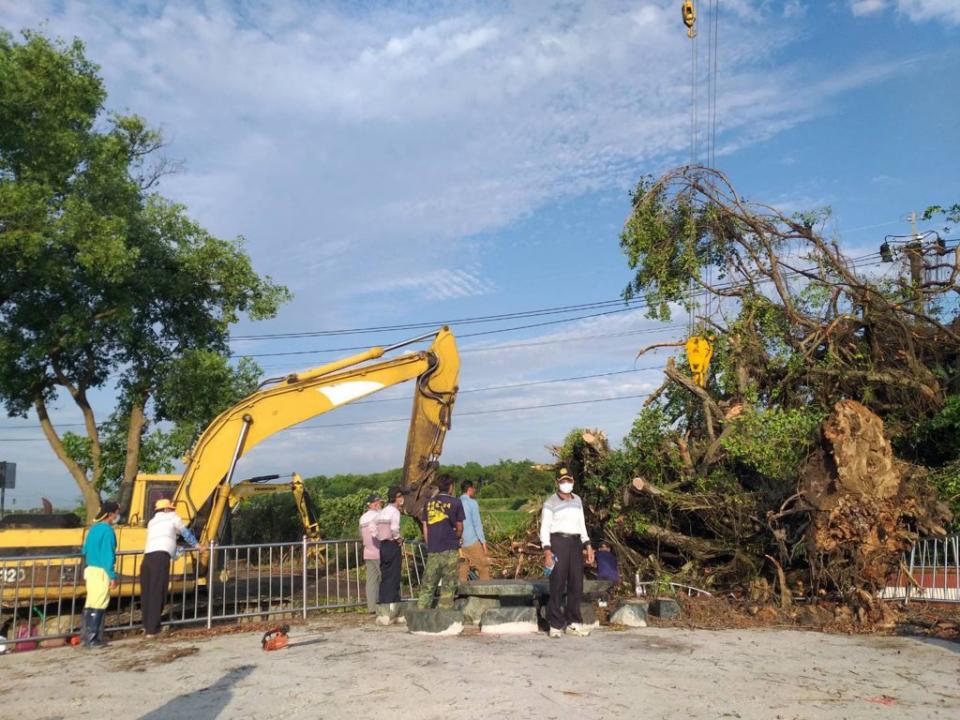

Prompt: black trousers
xmin=547 ymin=533 xmax=584 ymax=630
xmin=378 ymin=540 xmax=402 ymax=604
xmin=140 ymin=550 xmax=171 ymax=635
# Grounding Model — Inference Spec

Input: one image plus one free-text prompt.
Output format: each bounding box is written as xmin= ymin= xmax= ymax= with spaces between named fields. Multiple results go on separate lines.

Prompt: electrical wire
xmin=288 ymin=391 xmax=653 ymax=431
xmin=0 ymin=391 xmax=655 ymax=438
xmin=0 ymin=363 xmax=669 ymax=430
xmin=234 ymin=254 xmax=884 ymax=359
xmin=0 ymin=254 xmax=889 ymax=433
xmin=229 ymin=297 xmax=644 ymax=341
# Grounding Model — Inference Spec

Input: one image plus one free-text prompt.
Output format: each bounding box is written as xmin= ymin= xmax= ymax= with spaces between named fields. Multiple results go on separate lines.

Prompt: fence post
xmin=302 ymin=535 xmax=308 ymax=620
xmin=206 ymin=540 xmax=216 ymax=629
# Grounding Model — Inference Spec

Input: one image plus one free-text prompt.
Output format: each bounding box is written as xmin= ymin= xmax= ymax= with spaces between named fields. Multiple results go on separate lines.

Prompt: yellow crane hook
xmin=682 ymin=0 xmax=697 ymax=38
xmin=685 ymin=335 xmax=713 ymax=388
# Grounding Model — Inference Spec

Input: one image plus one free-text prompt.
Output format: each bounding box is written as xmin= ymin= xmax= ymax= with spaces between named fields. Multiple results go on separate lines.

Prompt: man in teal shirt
xmin=81 ymin=500 xmax=119 ymax=648
xmin=459 ymin=480 xmax=490 ymax=581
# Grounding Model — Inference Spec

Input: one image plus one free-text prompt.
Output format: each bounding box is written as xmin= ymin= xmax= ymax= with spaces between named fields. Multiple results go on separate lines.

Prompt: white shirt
xmin=539 ymin=492 xmax=590 ymax=548
xmin=376 ymin=504 xmax=402 ymax=541
xmin=144 ymin=511 xmax=189 ymax=556
xmin=359 ymin=509 xmax=381 ymax=560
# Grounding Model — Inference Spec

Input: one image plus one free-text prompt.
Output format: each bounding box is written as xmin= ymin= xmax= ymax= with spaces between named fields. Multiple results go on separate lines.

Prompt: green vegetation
xmin=231 ymin=460 xmax=548 ymax=543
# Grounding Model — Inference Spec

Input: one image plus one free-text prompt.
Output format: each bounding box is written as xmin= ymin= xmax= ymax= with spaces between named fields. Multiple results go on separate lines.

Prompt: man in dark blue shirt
xmin=417 ymin=475 xmax=465 ymax=609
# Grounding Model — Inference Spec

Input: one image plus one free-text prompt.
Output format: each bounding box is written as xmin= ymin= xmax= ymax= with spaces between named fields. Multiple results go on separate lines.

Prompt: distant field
xmin=477 ymin=497 xmax=529 ymax=512
xmin=482 ymin=510 xmax=533 ymax=540
xmin=479 ymin=497 xmax=535 ymax=539
xmin=397 ymin=498 xmax=535 ymax=541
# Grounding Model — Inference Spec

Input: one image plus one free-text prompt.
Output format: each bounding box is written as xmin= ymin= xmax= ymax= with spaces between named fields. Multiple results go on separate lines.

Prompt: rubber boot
xmin=80 ymin=609 xmax=98 ymax=648
xmin=93 ymin=609 xmax=107 ymax=647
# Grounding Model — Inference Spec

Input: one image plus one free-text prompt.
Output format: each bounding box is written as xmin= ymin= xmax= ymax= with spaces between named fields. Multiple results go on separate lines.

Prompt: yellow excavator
xmin=0 ymin=327 xmax=459 ymax=605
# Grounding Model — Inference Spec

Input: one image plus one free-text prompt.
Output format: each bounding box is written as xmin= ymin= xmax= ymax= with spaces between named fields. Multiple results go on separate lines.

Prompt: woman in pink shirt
xmin=358 ymin=494 xmax=383 ymax=613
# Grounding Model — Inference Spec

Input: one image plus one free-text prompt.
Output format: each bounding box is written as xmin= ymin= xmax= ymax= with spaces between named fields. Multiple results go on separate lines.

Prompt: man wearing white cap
xmin=140 ymin=498 xmax=200 ymax=637
xmin=540 ymin=469 xmax=594 ymax=638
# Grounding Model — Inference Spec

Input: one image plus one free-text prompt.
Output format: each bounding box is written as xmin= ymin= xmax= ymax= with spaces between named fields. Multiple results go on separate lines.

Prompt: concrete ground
xmin=1 ymin=617 xmax=958 ymax=720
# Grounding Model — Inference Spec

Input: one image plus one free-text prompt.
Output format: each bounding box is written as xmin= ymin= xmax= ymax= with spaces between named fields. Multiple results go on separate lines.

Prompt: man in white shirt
xmin=376 ymin=486 xmax=404 ymax=606
xmin=140 ymin=498 xmax=200 ymax=638
xmin=540 ymin=469 xmax=594 ymax=638
xmin=359 ymin=494 xmax=383 ymax=613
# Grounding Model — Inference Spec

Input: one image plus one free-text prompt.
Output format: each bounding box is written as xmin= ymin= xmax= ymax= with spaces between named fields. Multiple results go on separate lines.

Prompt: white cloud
xmin=850 ymin=0 xmax=960 ymax=23
xmin=0 ymin=0 xmax=908 ymax=310
xmin=898 ymin=0 xmax=960 ymax=24
xmin=851 ymin=0 xmax=889 ymax=16
xmin=783 ymin=1 xmax=808 ymax=19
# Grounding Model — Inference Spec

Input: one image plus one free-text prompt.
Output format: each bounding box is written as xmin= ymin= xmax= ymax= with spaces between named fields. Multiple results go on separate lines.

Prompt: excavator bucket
xmin=685 ymin=335 xmax=713 ymax=387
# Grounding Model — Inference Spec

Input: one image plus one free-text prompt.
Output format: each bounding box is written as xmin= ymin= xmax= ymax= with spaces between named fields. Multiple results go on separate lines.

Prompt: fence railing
xmin=880 ymin=533 xmax=960 ymax=603
xmin=1 ymin=538 xmax=426 ymax=652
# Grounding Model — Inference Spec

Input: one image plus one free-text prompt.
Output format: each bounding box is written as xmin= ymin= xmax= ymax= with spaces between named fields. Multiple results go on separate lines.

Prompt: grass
xmin=396 ymin=497 xmax=536 ymax=542
xmin=477 ymin=497 xmax=529 ymax=512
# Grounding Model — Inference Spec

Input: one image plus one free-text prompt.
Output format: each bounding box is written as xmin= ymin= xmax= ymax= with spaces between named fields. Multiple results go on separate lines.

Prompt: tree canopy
xmin=0 ymin=30 xmax=289 ymax=519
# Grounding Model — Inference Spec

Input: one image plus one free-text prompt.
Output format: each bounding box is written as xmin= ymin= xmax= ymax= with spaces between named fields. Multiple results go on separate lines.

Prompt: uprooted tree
xmin=553 ymin=167 xmax=957 ymax=610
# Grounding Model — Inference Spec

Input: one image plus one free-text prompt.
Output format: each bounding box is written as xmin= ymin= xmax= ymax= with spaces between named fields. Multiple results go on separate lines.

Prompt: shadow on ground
xmin=138 ymin=664 xmax=255 ymax=720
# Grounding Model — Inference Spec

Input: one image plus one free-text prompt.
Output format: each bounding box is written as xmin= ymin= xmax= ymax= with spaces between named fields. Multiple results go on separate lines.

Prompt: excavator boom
xmin=175 ymin=326 xmax=459 ymax=543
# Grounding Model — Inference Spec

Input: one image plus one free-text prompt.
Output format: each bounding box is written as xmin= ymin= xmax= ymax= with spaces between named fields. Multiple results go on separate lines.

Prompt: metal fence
xmin=1 ymin=538 xmax=426 ymax=652
xmin=880 ymin=533 xmax=960 ymax=603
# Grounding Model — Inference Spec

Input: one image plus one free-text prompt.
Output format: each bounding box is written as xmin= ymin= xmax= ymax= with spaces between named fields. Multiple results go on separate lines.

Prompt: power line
xmin=229 ymin=246 xmax=886 ymax=345
xmin=0 ymin=253 xmax=890 ymax=432
xmin=234 ymin=254 xmax=884 ymax=360
xmin=229 ymin=303 xmax=652 ymax=358
xmin=0 ymin=390 xmax=653 ymax=440
xmin=0 ymin=363 xmax=668 ymax=431
xmin=289 ymin=391 xmax=653 ymax=430
xmin=253 ymin=324 xmax=686 ymax=371
xmin=229 ymin=297 xmax=640 ymax=342
xmin=352 ymin=364 xmax=663 ymax=404
xmin=242 ymin=320 xmax=684 ymax=361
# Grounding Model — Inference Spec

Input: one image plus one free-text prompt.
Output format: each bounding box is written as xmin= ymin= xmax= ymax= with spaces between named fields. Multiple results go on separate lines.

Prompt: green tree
xmin=0 ymin=30 xmax=289 ymax=519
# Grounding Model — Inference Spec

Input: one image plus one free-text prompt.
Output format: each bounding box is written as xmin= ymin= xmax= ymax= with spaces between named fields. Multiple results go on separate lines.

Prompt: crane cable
xmin=684 ymin=1 xmax=699 ymax=337
xmin=681 ymin=1 xmax=715 ymax=387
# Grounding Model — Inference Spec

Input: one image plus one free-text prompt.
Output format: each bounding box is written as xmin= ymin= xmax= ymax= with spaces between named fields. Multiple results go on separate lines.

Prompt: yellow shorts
xmin=84 ymin=567 xmax=111 ymax=610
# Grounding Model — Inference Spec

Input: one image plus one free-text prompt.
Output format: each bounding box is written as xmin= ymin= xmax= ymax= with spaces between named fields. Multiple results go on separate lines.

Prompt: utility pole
xmin=904 ymin=211 xmax=925 ymax=314
xmin=879 ymin=212 xmax=946 ymax=315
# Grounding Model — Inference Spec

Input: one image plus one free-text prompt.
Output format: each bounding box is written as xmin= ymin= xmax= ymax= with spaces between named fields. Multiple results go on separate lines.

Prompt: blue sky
xmin=0 ymin=0 xmax=958 ymax=507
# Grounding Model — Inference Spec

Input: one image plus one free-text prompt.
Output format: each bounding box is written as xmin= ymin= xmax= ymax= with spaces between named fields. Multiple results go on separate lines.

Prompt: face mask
xmin=558 ymin=482 xmax=574 ymax=494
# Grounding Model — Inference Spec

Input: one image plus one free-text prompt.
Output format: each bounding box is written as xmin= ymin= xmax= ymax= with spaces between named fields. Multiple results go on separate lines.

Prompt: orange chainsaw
xmin=261 ymin=624 xmax=290 ymax=652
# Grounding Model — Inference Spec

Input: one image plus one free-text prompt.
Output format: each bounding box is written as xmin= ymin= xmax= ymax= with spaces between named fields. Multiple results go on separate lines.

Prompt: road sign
xmin=0 ymin=462 xmax=15 ymax=489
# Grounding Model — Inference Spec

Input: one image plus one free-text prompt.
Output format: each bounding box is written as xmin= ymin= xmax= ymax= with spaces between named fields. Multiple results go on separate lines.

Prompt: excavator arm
xmin=172 ymin=327 xmax=459 ymax=544
xmin=226 ymin=473 xmax=321 ymax=541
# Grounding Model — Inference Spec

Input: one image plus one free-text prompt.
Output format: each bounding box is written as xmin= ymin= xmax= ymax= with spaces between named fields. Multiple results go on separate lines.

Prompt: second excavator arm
xmin=226 ymin=473 xmax=321 ymax=541
xmin=171 ymin=327 xmax=459 ymax=544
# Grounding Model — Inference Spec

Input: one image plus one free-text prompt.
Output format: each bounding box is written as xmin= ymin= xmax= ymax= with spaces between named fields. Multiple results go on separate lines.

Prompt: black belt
xmin=551 ymin=532 xmax=581 ymax=538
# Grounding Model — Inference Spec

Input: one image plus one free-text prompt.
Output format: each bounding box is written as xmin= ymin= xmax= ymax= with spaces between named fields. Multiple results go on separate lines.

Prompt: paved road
xmin=1 ymin=618 xmax=958 ymax=719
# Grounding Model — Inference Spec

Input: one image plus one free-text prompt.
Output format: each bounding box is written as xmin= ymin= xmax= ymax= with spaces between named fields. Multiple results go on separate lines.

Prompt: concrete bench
xmin=454 ymin=578 xmax=614 ymax=629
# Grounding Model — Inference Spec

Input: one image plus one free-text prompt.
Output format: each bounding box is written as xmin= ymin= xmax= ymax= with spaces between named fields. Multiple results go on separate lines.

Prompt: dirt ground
xmin=1 ymin=615 xmax=958 ymax=720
